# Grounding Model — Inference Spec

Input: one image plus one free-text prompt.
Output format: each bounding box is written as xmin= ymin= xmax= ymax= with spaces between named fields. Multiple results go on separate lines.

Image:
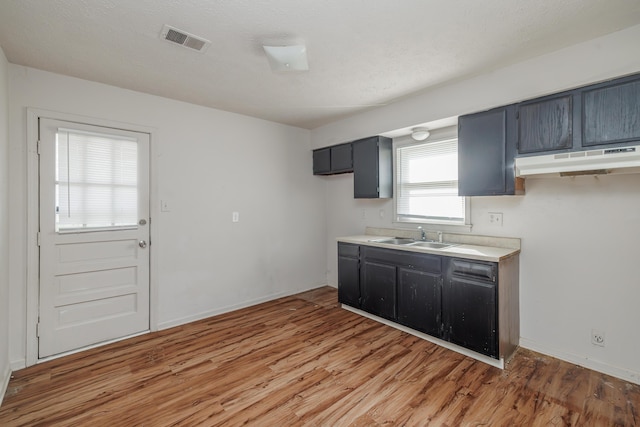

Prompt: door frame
xmin=25 ymin=108 xmax=159 ymax=366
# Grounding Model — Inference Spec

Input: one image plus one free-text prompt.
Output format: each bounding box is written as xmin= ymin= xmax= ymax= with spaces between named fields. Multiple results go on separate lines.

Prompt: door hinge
xmin=37 ymin=140 xmax=41 ymax=155
xmin=37 ymin=232 xmax=41 ymax=246
xmin=36 ymin=322 xmax=40 ymax=337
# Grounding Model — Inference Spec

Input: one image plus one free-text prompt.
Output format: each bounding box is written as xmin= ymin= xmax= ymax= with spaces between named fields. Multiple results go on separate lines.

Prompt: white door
xmin=38 ymin=118 xmax=150 ymax=358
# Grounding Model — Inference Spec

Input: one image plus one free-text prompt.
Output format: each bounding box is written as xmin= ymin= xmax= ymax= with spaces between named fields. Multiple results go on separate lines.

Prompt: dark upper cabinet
xmin=337 ymin=243 xmax=360 ymax=308
xmin=582 ymin=76 xmax=640 ymax=147
xmin=312 ymin=143 xmax=353 ymax=175
xmin=517 ymin=93 xmax=573 ymax=154
xmin=330 ymin=143 xmax=353 ymax=173
xmin=458 ymin=105 xmax=521 ymax=196
xmin=444 ymin=258 xmax=498 ymax=358
xmin=312 ymin=147 xmax=331 ymax=174
xmin=512 ymin=72 xmax=640 ymax=157
xmin=353 ymin=136 xmax=393 ymax=199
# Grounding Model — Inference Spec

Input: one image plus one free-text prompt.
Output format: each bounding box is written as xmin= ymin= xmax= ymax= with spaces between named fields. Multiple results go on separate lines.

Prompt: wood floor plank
xmin=1 ymin=286 xmax=639 ymax=426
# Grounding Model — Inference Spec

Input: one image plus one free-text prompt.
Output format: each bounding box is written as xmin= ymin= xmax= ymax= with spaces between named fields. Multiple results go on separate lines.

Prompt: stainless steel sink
xmin=369 ymin=238 xmax=416 ymax=245
xmin=409 ymin=241 xmax=455 ymax=249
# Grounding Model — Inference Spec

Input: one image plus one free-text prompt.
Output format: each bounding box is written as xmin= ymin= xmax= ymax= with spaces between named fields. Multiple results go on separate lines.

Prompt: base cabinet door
xmin=397 ymin=268 xmax=442 ymax=337
xmin=360 ymin=260 xmax=397 ymax=321
xmin=446 ymin=276 xmax=497 ymax=358
xmin=338 ymin=255 xmax=360 ymax=307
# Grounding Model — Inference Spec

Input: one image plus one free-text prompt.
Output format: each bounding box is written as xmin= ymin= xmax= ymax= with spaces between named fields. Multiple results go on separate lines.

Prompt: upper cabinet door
xmin=518 ymin=94 xmax=573 ymax=154
xmin=312 ymin=147 xmax=331 ymax=175
xmin=458 ymin=106 xmax=515 ymax=196
xmin=353 ymin=136 xmax=392 ymax=199
xmin=582 ymin=77 xmax=640 ymax=147
xmin=330 ymin=143 xmax=353 ymax=173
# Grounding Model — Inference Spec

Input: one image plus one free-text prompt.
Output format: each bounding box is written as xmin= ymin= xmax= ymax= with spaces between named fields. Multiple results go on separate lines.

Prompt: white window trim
xmin=392 ymin=126 xmax=472 ymax=232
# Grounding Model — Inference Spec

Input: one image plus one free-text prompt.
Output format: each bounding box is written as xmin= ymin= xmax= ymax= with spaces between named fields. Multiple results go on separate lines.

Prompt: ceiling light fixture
xmin=411 ymin=127 xmax=430 ymax=141
xmin=263 ymin=45 xmax=309 ymax=72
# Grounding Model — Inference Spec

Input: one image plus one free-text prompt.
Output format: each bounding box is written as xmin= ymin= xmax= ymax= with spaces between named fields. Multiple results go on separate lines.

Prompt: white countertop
xmin=337 ymin=235 xmax=520 ymax=262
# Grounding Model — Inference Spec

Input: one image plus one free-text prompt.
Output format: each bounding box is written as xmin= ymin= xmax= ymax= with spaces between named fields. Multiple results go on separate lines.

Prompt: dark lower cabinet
xmin=337 ymin=243 xmax=360 ymax=308
xmin=445 ymin=276 xmax=497 ymax=358
xmin=337 ymin=243 xmax=515 ymax=361
xmin=360 ymin=260 xmax=397 ymax=321
xmin=444 ymin=258 xmax=498 ymax=358
xmin=397 ymin=268 xmax=442 ymax=337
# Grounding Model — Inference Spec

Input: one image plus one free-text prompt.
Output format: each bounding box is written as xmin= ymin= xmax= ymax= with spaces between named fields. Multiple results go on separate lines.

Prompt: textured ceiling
xmin=1 ymin=0 xmax=639 ymax=129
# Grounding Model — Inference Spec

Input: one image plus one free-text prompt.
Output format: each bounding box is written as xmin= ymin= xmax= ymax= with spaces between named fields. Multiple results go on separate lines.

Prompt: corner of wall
xmin=0 ymin=45 xmax=12 ymax=406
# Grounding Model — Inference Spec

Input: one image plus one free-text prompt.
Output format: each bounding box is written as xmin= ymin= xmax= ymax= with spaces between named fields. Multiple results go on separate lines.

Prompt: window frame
xmin=392 ymin=126 xmax=471 ymax=231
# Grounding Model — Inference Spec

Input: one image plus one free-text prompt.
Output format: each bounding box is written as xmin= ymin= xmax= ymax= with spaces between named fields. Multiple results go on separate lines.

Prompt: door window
xmin=55 ymin=129 xmax=138 ymax=232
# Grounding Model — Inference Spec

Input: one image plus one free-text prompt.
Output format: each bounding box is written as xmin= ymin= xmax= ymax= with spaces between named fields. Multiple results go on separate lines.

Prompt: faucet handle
xmin=417 ymin=226 xmax=426 ymax=241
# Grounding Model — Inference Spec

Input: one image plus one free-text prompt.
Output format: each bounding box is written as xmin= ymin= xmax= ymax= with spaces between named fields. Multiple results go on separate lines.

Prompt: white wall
xmin=312 ymin=24 xmax=640 ymax=148
xmin=0 ymin=47 xmax=11 ymax=402
xmin=315 ymin=24 xmax=640 ymax=384
xmin=8 ymin=66 xmax=327 ymax=369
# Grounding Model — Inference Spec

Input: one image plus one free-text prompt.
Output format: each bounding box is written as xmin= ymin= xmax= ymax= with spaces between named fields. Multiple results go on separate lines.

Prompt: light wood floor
xmin=1 ymin=286 xmax=639 ymax=426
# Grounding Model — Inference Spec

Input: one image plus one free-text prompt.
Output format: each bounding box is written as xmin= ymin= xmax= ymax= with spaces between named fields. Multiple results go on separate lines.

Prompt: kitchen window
xmin=394 ymin=129 xmax=469 ymax=227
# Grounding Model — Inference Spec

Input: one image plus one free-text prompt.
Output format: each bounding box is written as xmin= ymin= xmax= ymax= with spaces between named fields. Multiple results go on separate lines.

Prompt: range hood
xmin=515 ymin=146 xmax=640 ymax=177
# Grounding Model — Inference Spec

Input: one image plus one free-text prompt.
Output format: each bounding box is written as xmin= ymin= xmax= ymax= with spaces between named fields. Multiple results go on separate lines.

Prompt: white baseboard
xmin=0 ymin=363 xmax=11 ymax=407
xmin=520 ymin=338 xmax=640 ymax=385
xmin=10 ymin=359 xmax=25 ymax=372
xmin=158 ymin=284 xmax=327 ymax=330
xmin=343 ymin=305 xmax=504 ymax=370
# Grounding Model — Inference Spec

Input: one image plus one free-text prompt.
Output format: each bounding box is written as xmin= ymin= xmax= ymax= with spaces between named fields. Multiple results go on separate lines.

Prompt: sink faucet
xmin=418 ymin=226 xmax=427 ymax=241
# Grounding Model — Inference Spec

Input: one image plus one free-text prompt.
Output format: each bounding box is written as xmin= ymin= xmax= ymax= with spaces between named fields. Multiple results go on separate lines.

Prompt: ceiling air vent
xmin=160 ymin=25 xmax=210 ymax=52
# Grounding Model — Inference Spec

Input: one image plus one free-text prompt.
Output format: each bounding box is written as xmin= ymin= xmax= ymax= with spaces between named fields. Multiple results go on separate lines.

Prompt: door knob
xmin=139 ymin=240 xmax=147 ymax=248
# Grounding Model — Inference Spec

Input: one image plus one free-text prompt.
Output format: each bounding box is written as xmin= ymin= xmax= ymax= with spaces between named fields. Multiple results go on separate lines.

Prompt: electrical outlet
xmin=591 ymin=329 xmax=605 ymax=347
xmin=488 ymin=212 xmax=503 ymax=226
xmin=232 ymin=211 xmax=239 ymax=222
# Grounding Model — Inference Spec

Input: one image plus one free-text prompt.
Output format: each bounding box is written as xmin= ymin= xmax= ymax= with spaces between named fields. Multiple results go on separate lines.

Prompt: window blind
xmin=55 ymin=128 xmax=138 ymax=232
xmin=396 ymin=138 xmax=465 ymax=223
